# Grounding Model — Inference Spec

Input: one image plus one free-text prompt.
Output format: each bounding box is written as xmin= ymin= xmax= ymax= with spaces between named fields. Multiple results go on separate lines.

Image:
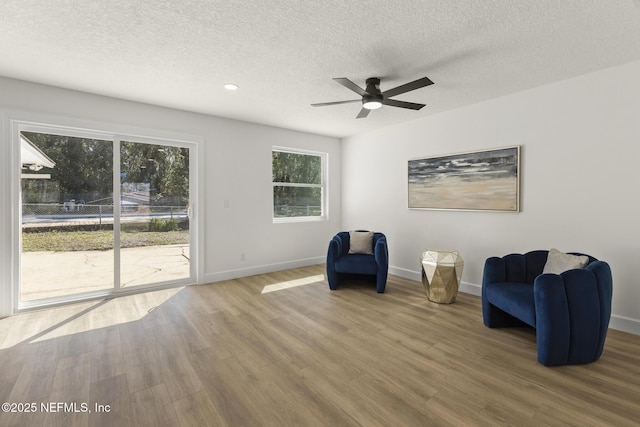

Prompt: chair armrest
xmin=326 ymin=235 xmax=343 ymax=290
xmin=533 ymin=274 xmax=571 ymax=365
xmin=534 ymin=269 xmax=604 ymax=365
xmin=327 ymin=236 xmax=342 ymax=265
xmin=374 ymin=236 xmax=389 ymax=293
xmin=374 ymin=236 xmax=388 ymax=268
xmin=482 ymin=256 xmax=506 ymax=286
xmin=482 ymin=256 xmax=517 ymax=327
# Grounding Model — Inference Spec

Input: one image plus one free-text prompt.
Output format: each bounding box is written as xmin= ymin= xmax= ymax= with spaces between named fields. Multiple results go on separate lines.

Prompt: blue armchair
xmin=482 ymin=250 xmax=612 ymax=366
xmin=326 ymin=231 xmax=388 ymax=293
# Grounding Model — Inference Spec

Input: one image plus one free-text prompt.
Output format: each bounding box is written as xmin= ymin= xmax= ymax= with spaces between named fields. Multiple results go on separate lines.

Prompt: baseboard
xmin=609 ymin=314 xmax=640 ymax=335
xmin=201 ymin=256 xmax=325 ymax=284
xmin=389 ymin=266 xmax=421 ymax=282
xmin=388 ymin=266 xmax=481 ymax=296
xmin=459 ymin=281 xmax=482 ymax=297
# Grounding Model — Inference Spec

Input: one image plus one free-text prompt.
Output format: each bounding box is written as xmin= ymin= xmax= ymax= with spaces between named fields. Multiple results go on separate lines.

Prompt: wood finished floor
xmin=1 ymin=264 xmax=639 ymax=427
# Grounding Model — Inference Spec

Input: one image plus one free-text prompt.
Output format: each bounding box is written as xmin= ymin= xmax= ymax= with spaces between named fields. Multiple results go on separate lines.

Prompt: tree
xmin=121 ymin=141 xmax=189 ymax=205
xmin=272 ymin=150 xmax=322 ymax=217
xmin=22 ymin=132 xmax=113 ymax=203
xmin=22 ymin=132 xmax=189 ymax=206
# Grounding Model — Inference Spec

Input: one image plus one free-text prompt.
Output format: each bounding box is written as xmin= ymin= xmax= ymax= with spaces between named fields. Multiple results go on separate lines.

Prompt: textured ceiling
xmin=1 ymin=1 xmax=640 ymax=138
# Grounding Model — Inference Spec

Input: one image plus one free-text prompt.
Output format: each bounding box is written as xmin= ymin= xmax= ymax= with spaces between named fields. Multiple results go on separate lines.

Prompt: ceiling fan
xmin=311 ymin=76 xmax=434 ymax=118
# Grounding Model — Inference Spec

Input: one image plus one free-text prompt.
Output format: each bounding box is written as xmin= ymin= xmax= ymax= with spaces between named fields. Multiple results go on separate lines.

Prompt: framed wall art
xmin=408 ymin=146 xmax=520 ymax=212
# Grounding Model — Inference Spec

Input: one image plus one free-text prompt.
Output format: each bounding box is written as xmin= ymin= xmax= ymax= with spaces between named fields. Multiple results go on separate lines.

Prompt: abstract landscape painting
xmin=408 ymin=146 xmax=520 ymax=211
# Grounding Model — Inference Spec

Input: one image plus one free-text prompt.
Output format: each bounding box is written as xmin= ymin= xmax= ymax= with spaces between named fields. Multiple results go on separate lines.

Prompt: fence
xmin=273 ymin=204 xmax=322 ymax=217
xmin=22 ymin=203 xmax=188 ymax=228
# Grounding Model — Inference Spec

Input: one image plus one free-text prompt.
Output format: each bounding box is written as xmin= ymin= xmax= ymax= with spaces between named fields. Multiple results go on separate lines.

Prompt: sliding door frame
xmin=6 ymin=112 xmax=203 ymax=313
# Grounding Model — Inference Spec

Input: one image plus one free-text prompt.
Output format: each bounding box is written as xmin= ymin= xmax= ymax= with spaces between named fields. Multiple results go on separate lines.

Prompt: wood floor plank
xmin=155 ymin=342 xmax=205 ymax=402
xmin=1 ymin=264 xmax=639 ymax=426
xmin=188 ymin=348 xmax=260 ymax=427
xmin=172 ymin=390 xmax=225 ymax=427
xmin=129 ymin=383 xmax=179 ymax=427
xmin=90 ymin=373 xmax=132 ymax=427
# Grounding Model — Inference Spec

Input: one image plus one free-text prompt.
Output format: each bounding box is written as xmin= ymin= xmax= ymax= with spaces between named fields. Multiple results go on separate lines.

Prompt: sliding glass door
xmin=20 ymin=131 xmax=115 ymax=301
xmin=119 ymin=141 xmax=191 ymax=289
xmin=18 ymin=124 xmax=193 ymax=307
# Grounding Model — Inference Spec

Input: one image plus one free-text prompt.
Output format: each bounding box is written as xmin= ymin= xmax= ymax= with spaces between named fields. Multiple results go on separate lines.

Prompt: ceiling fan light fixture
xmin=311 ymin=76 xmax=433 ymax=118
xmin=362 ymin=100 xmax=382 ymax=110
xmin=362 ymin=92 xmax=383 ymax=110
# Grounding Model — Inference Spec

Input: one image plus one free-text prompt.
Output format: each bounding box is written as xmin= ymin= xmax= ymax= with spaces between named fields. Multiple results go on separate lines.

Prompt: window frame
xmin=272 ymin=146 xmax=327 ymax=223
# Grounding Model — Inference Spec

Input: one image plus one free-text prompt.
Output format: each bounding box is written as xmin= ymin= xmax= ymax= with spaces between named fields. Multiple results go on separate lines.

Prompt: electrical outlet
xmin=240 ymin=252 xmax=246 ymax=261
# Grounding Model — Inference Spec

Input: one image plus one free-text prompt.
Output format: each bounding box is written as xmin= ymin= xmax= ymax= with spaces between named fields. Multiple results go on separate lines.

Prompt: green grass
xmin=22 ymin=230 xmax=189 ymax=252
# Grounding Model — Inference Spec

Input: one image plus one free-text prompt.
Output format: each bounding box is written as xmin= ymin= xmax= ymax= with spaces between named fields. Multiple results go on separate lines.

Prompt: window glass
xmin=272 ymin=148 xmax=326 ymax=220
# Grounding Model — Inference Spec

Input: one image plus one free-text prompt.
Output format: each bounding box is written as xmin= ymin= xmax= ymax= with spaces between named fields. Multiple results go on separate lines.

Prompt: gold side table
xmin=421 ymin=249 xmax=464 ymax=304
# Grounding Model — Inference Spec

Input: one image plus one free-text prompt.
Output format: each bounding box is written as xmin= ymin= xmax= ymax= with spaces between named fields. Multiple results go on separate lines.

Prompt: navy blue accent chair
xmin=482 ymin=250 xmax=612 ymax=366
xmin=326 ymin=231 xmax=388 ymax=293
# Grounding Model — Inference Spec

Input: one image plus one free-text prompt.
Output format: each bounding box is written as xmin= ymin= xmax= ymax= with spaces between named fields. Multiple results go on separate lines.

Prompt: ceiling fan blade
xmin=382 ymin=77 xmax=434 ymax=98
xmin=382 ymin=99 xmax=425 ymax=110
xmin=311 ymin=99 xmax=361 ymax=107
xmin=356 ymin=108 xmax=370 ymax=119
xmin=333 ymin=78 xmax=368 ymax=96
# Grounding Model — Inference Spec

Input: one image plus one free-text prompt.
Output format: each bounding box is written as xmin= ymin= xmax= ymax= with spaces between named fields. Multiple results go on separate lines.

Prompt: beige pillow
xmin=349 ymin=231 xmax=374 ymax=255
xmin=542 ymin=248 xmax=589 ymax=274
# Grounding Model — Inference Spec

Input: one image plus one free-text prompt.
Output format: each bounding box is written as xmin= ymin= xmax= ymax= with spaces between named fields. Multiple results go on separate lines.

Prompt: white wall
xmin=0 ymin=77 xmax=341 ymax=317
xmin=341 ymin=60 xmax=640 ymax=334
xmin=204 ymin=120 xmax=340 ymax=281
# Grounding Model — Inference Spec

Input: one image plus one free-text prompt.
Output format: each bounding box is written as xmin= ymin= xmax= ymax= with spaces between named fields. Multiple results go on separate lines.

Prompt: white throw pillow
xmin=542 ymin=248 xmax=589 ymax=274
xmin=349 ymin=231 xmax=374 ymax=255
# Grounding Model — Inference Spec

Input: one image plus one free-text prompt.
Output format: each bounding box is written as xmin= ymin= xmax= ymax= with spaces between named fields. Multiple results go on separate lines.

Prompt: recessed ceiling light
xmin=224 ymin=83 xmax=239 ymax=91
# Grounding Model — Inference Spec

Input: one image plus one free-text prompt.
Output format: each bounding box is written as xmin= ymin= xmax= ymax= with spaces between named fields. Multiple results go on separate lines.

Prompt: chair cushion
xmin=334 ymin=254 xmax=379 ymax=275
xmin=485 ymin=282 xmax=536 ymax=327
xmin=349 ymin=231 xmax=374 ymax=255
xmin=542 ymin=248 xmax=589 ymax=274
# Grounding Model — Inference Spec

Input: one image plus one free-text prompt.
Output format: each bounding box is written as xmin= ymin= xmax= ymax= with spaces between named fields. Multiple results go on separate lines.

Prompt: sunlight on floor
xmin=261 ymin=274 xmax=325 ymax=294
xmin=0 ymin=287 xmax=184 ymax=349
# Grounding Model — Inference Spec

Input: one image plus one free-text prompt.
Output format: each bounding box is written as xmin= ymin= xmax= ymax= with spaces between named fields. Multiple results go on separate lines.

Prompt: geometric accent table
xmin=420 ymin=249 xmax=464 ymax=304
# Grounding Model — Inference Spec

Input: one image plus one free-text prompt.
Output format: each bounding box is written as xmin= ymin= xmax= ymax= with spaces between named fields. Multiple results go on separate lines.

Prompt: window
xmin=272 ymin=147 xmax=326 ymax=221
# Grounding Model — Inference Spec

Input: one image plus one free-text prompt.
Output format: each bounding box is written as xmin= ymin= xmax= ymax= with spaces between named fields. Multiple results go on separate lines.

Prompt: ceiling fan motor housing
xmin=365 ymin=77 xmax=382 ymax=95
xmin=363 ymin=77 xmax=383 ymax=108
xmin=362 ymin=93 xmax=383 ymax=103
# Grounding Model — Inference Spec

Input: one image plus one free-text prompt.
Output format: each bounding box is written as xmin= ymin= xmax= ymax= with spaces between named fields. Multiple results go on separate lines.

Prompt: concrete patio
xmin=20 ymin=244 xmax=190 ymax=301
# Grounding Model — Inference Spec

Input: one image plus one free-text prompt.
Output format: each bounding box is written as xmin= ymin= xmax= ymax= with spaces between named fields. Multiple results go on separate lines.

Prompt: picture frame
xmin=408 ymin=146 xmax=520 ymax=212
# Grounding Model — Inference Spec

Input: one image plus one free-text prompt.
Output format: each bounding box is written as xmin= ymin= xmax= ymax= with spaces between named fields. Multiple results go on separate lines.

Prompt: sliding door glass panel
xmin=20 ymin=131 xmax=114 ymax=302
xmin=119 ymin=141 xmax=190 ymax=288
